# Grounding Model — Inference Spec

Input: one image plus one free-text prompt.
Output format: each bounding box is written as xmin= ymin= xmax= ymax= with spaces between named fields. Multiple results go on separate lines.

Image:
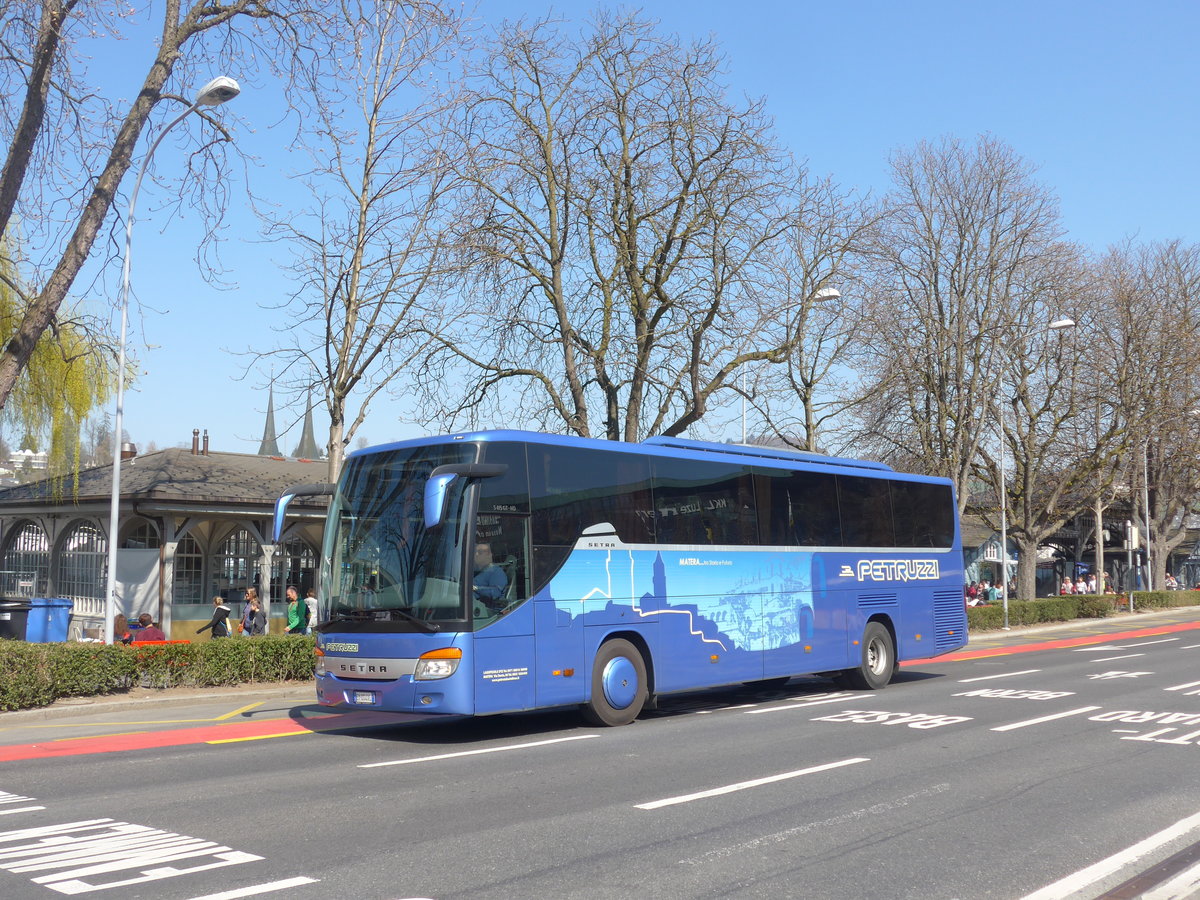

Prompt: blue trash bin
xmin=26 ymin=598 xmax=72 ymax=642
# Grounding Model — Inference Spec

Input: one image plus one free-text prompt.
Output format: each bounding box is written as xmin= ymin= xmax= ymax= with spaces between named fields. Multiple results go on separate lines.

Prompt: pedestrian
xmin=285 ymin=585 xmax=308 ymax=635
xmin=304 ymin=588 xmax=317 ymax=634
xmin=196 ymin=595 xmax=232 ymax=638
xmin=238 ymin=587 xmax=259 ymax=635
xmin=112 ymin=613 xmax=133 ymax=645
xmin=134 ymin=613 xmax=166 ymax=641
xmin=1060 ymin=576 xmax=1072 ymax=595
xmin=1075 ymin=577 xmax=1087 ymax=595
xmin=245 ymin=595 xmax=266 ymax=636
xmin=1087 ymin=573 xmax=1097 ymax=594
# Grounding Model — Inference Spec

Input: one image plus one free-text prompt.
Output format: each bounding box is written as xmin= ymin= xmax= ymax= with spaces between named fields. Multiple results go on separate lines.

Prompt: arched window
xmin=272 ymin=538 xmax=317 ymax=603
xmin=2 ymin=521 xmax=50 ymax=596
xmin=174 ymin=534 xmax=203 ymax=604
xmin=122 ymin=519 xmax=160 ymax=550
xmin=57 ymin=521 xmax=106 ymax=616
xmin=213 ymin=528 xmax=258 ymax=598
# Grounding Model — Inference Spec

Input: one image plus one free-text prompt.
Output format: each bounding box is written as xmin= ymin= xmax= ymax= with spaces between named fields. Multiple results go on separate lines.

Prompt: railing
xmin=0 ymin=570 xmax=38 ymax=597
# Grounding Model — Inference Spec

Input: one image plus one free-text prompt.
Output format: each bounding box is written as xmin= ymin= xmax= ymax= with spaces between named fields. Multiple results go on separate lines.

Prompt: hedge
xmin=0 ymin=635 xmax=316 ymax=712
xmin=967 ymin=590 xmax=1200 ymax=632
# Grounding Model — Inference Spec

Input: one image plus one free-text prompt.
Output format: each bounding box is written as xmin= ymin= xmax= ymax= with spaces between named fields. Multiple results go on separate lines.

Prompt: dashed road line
xmin=187 ymin=876 xmax=320 ymax=898
xmin=992 ymin=706 xmax=1102 ymax=732
xmin=957 ymin=669 xmax=1041 ymax=683
xmin=636 ymin=757 xmax=869 ymax=811
xmin=358 ymin=734 xmax=598 ymax=768
xmin=1021 ymin=808 xmax=1200 ymax=899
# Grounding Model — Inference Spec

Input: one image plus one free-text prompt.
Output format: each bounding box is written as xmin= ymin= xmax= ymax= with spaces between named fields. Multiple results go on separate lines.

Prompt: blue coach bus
xmin=273 ymin=430 xmax=967 ymax=726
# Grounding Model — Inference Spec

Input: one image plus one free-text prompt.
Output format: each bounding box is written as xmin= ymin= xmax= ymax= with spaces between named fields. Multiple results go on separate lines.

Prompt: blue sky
xmin=71 ymin=0 xmax=1200 ymax=456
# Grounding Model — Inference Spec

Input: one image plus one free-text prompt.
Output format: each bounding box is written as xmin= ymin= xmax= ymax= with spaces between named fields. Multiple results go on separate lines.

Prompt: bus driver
xmin=473 ymin=541 xmax=508 ymax=607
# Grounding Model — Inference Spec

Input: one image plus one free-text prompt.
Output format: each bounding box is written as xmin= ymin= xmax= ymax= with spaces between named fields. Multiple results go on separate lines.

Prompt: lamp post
xmin=103 ymin=77 xmax=240 ymax=645
xmin=741 ymin=286 xmax=841 ymax=444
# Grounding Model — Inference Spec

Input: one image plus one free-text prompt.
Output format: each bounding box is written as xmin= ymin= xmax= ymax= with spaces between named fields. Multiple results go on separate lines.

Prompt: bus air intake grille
xmin=933 ymin=589 xmax=968 ymax=650
xmin=858 ymin=593 xmax=898 ymax=611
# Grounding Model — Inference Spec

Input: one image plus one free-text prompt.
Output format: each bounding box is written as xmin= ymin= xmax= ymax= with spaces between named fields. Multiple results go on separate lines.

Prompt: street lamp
xmin=741 ymin=286 xmax=841 ymax=443
xmin=103 ymin=77 xmax=240 ymax=644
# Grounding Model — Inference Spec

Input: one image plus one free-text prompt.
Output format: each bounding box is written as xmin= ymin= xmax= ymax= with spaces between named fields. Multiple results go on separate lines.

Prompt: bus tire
xmin=838 ymin=621 xmax=894 ymax=690
xmin=583 ymin=638 xmax=648 ymax=726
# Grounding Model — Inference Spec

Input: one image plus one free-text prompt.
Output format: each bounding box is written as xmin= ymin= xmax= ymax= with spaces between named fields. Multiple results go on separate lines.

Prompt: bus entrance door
xmin=473 ymin=602 xmax=536 ymax=714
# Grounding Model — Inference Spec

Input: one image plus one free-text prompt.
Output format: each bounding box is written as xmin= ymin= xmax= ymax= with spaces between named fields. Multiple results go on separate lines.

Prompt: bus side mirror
xmin=424 ymin=463 xmax=509 ymax=530
xmin=273 ymin=482 xmax=335 ymax=541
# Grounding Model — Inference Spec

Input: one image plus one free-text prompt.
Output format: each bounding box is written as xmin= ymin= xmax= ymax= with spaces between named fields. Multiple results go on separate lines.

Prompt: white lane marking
xmin=1140 ymin=857 xmax=1200 ymax=899
xmin=678 ymin=783 xmax=950 ymax=865
xmin=1181 ymin=644 xmax=1200 ymax=650
xmin=358 ymin=734 xmax=597 ymax=768
xmin=992 ymin=706 xmax=1102 ymax=732
xmin=1074 ymin=645 xmax=1121 ymax=652
xmin=187 ymin=876 xmax=320 ymax=899
xmin=0 ymin=808 xmax=44 ymax=816
xmin=958 ymin=669 xmax=1041 ymax=683
xmin=1114 ymin=638 xmax=1180 ymax=648
xmin=1166 ymin=680 xmax=1200 ymax=692
xmin=1020 ymin=808 xmax=1200 ymax=900
xmin=635 ymin=757 xmax=868 ymax=810
xmin=744 ymin=693 xmax=858 ymax=715
xmin=1092 ymin=654 xmax=1145 ymax=662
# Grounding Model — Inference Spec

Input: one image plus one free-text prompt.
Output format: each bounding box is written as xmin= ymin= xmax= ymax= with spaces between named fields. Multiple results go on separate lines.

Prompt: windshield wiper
xmin=384 ymin=606 xmax=441 ymax=633
xmin=316 ymin=607 xmax=440 ymax=634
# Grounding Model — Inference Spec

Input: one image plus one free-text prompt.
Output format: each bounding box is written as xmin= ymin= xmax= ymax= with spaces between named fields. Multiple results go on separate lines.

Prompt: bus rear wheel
xmin=837 ymin=621 xmax=894 ymax=690
xmin=583 ymin=638 xmax=648 ymax=726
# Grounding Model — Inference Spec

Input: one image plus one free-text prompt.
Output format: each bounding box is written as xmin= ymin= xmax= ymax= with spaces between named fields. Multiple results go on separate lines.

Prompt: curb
xmin=0 ymin=683 xmax=315 ymax=723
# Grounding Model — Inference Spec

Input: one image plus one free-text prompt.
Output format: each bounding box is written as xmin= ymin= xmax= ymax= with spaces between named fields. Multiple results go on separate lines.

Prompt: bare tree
xmin=1100 ymin=240 xmax=1200 ymax=588
xmin=0 ymin=1 xmax=325 ymax=412
xmin=258 ymin=0 xmax=464 ymax=480
xmin=422 ymin=11 xmax=840 ymax=441
xmin=853 ymin=136 xmax=1071 ymax=508
xmin=750 ymin=183 xmax=879 ymax=451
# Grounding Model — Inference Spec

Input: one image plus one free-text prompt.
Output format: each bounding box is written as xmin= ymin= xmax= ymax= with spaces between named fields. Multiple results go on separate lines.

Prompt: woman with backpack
xmin=196 ymin=595 xmax=232 ymax=638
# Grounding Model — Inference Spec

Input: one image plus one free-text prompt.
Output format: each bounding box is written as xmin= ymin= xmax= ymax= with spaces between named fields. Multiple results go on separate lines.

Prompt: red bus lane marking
xmin=0 ymin=710 xmax=419 ymax=763
xmin=901 ymin=620 xmax=1200 ymax=667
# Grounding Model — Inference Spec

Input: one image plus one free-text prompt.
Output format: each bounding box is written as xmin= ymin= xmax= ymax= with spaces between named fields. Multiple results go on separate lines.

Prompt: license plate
xmin=353 ymin=691 xmax=377 ymax=705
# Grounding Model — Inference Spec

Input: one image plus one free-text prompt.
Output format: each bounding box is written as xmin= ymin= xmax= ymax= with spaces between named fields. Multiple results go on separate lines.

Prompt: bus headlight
xmin=413 ymin=647 xmax=463 ymax=681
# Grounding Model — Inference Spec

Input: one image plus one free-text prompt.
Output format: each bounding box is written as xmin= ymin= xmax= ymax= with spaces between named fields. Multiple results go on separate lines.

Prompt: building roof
xmin=0 ymin=448 xmax=329 ymax=513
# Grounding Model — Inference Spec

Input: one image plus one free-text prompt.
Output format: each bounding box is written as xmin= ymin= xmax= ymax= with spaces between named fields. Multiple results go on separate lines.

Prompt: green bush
xmin=0 ymin=636 xmax=316 ymax=712
xmin=967 ymin=589 xmax=1200 ymax=632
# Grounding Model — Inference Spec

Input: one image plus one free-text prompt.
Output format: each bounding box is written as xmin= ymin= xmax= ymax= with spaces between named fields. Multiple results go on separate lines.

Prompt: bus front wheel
xmin=838 ymin=621 xmax=894 ymax=690
xmin=583 ymin=639 xmax=648 ymax=726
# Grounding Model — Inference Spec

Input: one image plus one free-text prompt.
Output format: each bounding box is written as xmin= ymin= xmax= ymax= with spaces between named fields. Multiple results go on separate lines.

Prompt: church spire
xmin=258 ymin=385 xmax=282 ymax=456
xmin=293 ymin=391 xmax=323 ymax=459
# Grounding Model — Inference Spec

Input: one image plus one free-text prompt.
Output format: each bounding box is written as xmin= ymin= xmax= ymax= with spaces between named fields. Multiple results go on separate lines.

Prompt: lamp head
xmin=195 ymin=76 xmax=240 ymax=107
xmin=1048 ymin=317 xmax=1076 ymax=331
xmin=812 ymin=287 xmax=841 ymax=303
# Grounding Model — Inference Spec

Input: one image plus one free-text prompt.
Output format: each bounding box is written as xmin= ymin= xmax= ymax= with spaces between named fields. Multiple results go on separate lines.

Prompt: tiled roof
xmin=0 ymin=448 xmax=330 ymax=508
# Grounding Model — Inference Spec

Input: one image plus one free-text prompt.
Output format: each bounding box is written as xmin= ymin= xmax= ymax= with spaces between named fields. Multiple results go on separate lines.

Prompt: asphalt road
xmin=1 ymin=608 xmax=1199 ymax=900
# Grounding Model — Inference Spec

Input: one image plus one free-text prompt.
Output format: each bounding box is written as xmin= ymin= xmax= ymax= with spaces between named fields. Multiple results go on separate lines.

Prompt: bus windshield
xmin=322 ymin=443 xmax=478 ymax=631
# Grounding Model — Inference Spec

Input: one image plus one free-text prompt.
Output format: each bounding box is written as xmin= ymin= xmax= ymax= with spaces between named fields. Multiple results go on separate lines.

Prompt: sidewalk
xmin=0 ymin=680 xmax=316 ymax=724
xmin=965 ymin=604 xmax=1200 ymax=647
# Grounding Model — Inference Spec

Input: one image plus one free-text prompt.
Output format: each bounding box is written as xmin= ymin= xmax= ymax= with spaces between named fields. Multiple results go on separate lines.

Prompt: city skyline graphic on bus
xmin=547 ymin=546 xmax=818 ymax=653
